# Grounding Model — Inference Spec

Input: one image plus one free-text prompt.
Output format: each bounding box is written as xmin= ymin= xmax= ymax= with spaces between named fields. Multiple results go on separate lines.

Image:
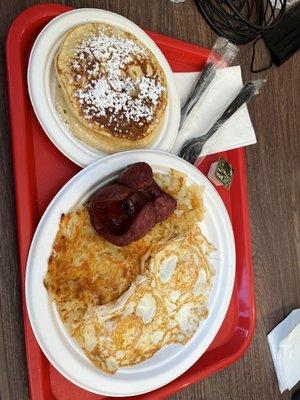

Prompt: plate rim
xmin=25 ymin=150 xmax=236 ymax=397
xmin=27 ymin=8 xmax=180 ymax=167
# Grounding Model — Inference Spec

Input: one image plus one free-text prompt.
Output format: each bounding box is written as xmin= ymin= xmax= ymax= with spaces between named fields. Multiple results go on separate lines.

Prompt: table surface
xmin=0 ymin=1 xmax=299 ymax=399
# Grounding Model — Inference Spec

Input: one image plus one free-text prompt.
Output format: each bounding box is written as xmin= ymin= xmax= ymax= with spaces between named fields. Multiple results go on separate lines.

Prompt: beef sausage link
xmin=90 ymin=184 xmax=132 ymax=205
xmin=98 ymin=203 xmax=157 ymax=246
xmin=89 ymin=162 xmax=177 ymax=246
xmin=90 ymin=194 xmax=177 ymax=247
xmin=118 ymin=162 xmax=153 ymax=190
xmin=154 ymin=194 xmax=177 ymax=221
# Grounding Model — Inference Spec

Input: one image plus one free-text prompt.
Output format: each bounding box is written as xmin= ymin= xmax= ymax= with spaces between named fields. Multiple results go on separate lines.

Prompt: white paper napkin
xmin=171 ymin=66 xmax=256 ymax=157
xmin=268 ymin=309 xmax=300 ymax=393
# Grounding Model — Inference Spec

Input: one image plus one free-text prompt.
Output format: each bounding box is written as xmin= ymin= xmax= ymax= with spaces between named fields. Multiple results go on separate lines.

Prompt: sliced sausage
xmin=89 ymin=162 xmax=177 ymax=246
xmin=118 ymin=162 xmax=153 ymax=190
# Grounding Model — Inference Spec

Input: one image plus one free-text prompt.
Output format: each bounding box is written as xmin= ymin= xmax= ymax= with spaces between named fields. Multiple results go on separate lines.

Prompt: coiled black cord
xmin=194 ymin=0 xmax=287 ymax=44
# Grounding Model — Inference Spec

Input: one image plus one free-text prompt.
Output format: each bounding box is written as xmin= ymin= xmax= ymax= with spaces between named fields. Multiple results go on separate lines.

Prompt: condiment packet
xmin=268 ymin=309 xmax=300 ymax=393
xmin=172 ymin=66 xmax=257 ymax=156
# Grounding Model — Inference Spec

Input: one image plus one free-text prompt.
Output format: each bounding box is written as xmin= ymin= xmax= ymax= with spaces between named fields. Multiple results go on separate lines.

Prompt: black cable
xmin=250 ymin=37 xmax=273 ymax=72
xmin=194 ymin=0 xmax=287 ymax=45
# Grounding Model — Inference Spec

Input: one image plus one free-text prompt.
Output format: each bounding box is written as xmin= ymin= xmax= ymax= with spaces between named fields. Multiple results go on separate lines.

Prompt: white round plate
xmin=26 ymin=151 xmax=235 ymax=397
xmin=27 ymin=9 xmax=180 ymax=167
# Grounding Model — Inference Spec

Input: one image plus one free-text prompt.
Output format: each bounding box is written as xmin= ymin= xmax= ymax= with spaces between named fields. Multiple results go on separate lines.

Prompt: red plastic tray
xmin=6 ymin=4 xmax=255 ymax=400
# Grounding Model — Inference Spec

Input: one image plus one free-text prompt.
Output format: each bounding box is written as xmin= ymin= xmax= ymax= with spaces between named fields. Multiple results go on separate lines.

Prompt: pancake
xmin=55 ymin=23 xmax=168 ymax=153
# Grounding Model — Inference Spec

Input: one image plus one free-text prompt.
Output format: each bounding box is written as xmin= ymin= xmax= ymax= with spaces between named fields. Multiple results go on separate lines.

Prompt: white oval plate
xmin=27 ymin=9 xmax=180 ymax=167
xmin=26 ymin=151 xmax=235 ymax=397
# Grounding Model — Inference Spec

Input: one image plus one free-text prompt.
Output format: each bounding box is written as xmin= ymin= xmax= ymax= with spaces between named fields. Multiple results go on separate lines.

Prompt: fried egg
xmin=74 ymin=228 xmax=214 ymax=374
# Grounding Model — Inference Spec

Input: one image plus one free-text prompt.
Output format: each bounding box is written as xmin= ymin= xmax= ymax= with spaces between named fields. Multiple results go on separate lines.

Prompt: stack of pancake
xmin=55 ymin=23 xmax=168 ymax=153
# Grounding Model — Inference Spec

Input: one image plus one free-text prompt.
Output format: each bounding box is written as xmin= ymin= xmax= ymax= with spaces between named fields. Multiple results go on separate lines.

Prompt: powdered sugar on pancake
xmin=69 ymin=28 xmax=166 ymax=139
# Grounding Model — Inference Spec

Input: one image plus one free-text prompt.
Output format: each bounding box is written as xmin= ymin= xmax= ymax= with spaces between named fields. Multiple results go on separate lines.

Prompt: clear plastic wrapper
xmin=179 ymin=37 xmax=239 ymax=129
xmin=179 ymin=79 xmax=266 ymax=165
